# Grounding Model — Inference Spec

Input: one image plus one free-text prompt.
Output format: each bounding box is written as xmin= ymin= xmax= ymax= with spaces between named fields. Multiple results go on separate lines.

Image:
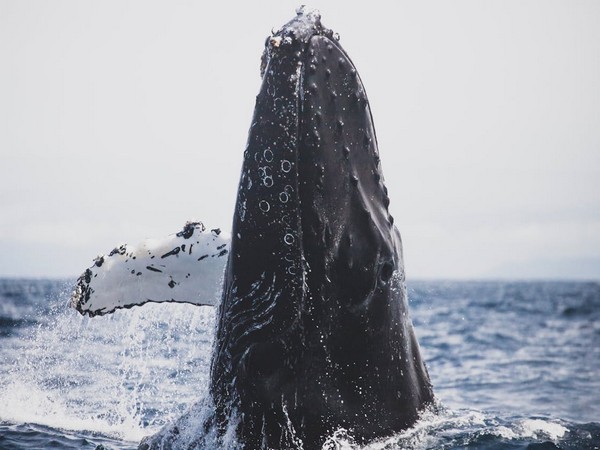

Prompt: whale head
xmin=210 ymin=8 xmax=433 ymax=449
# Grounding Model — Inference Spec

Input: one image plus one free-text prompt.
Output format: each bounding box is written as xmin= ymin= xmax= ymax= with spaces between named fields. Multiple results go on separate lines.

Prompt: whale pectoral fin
xmin=70 ymin=221 xmax=230 ymax=317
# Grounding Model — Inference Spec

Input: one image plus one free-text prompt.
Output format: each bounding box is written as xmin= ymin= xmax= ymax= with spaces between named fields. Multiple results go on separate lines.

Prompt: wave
xmin=0 ymin=279 xmax=599 ymax=449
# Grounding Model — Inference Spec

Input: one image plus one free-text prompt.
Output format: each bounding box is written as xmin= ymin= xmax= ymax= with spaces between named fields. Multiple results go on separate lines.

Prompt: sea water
xmin=0 ymin=278 xmax=598 ymax=449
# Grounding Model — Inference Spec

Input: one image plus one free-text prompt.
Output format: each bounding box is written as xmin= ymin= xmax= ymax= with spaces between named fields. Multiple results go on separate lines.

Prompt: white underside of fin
xmin=71 ymin=222 xmax=230 ymax=316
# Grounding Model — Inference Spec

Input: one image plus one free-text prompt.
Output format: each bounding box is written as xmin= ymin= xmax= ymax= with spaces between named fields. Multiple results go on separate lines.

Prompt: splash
xmin=319 ymin=404 xmax=571 ymax=449
xmin=0 ymin=284 xmax=216 ymax=444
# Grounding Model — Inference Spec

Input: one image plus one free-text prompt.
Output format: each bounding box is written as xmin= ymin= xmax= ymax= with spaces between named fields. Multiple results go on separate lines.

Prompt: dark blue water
xmin=0 ymin=278 xmax=598 ymax=449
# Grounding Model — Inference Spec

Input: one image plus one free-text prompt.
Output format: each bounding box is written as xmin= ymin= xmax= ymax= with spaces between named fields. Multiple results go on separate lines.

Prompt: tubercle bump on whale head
xmin=259 ymin=5 xmax=339 ymax=78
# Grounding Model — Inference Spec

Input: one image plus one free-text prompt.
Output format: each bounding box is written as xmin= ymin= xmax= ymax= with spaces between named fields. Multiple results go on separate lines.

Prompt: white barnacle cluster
xmin=258 ymin=165 xmax=273 ymax=188
xmin=253 ymin=149 xmax=296 ymax=207
xmin=279 ymin=184 xmax=293 ymax=204
xmin=254 ymin=148 xmax=276 ymax=189
xmin=252 ymin=142 xmax=300 ymax=277
xmin=259 ymin=199 xmax=270 ymax=213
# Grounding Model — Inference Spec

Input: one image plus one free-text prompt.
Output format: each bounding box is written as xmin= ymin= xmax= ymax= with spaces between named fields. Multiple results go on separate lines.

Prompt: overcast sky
xmin=1 ymin=1 xmax=599 ymax=280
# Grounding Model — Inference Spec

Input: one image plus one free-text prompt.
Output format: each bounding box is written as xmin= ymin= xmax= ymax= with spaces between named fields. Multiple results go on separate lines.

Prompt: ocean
xmin=0 ymin=278 xmax=598 ymax=449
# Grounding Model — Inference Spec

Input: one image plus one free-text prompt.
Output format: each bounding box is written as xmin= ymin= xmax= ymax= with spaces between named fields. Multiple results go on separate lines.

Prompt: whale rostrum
xmin=72 ymin=7 xmax=434 ymax=450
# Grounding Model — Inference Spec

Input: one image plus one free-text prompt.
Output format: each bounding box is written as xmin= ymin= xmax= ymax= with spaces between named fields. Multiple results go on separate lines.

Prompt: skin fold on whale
xmin=72 ymin=7 xmax=434 ymax=450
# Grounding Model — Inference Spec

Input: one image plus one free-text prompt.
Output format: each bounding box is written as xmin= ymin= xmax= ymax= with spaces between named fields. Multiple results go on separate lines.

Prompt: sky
xmin=0 ymin=1 xmax=599 ymax=280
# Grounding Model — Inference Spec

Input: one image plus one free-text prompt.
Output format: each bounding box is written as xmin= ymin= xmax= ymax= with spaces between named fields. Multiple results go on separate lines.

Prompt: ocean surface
xmin=0 ymin=278 xmax=598 ymax=449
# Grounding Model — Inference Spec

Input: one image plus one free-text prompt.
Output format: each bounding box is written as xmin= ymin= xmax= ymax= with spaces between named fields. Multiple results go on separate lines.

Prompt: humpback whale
xmin=208 ymin=9 xmax=433 ymax=449
xmin=72 ymin=7 xmax=433 ymax=449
